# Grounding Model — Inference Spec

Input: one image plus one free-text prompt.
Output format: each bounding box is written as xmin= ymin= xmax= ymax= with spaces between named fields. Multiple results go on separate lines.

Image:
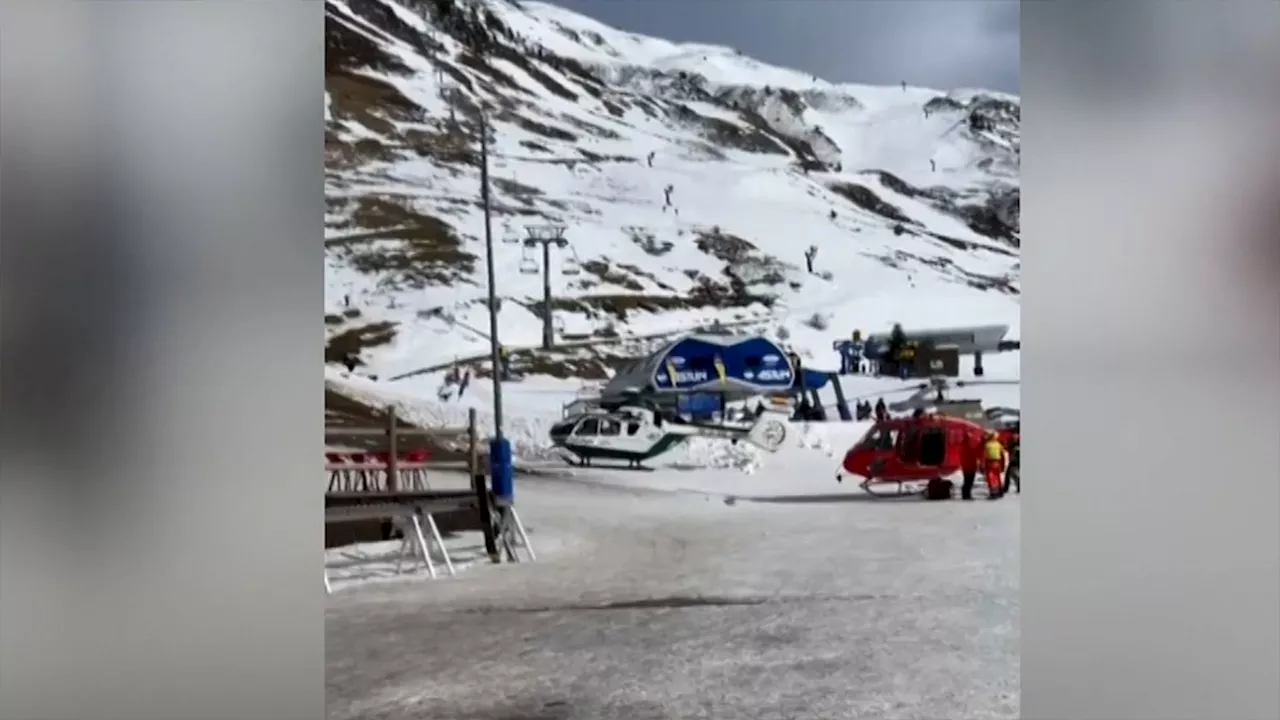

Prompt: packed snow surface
xmin=326 ymin=358 xmax=1020 ymax=718
xmin=327 ymin=443 xmax=1019 ymax=719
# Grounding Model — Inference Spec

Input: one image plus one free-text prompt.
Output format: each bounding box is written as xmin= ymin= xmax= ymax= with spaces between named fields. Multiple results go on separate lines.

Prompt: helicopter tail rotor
xmin=745 ymin=411 xmax=789 ymax=452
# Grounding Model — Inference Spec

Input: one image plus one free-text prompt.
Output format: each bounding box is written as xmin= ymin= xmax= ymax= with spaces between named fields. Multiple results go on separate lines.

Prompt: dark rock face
xmin=956 ymin=189 xmax=1020 ymax=246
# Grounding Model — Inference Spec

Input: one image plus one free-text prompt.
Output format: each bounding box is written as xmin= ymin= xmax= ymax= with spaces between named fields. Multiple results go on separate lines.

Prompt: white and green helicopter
xmin=548 ymin=402 xmax=790 ymax=470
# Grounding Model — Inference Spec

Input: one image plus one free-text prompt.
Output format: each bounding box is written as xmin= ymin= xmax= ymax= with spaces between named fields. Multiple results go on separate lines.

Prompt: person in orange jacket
xmin=959 ymin=433 xmax=982 ymax=500
xmin=982 ymin=431 xmax=1007 ymax=499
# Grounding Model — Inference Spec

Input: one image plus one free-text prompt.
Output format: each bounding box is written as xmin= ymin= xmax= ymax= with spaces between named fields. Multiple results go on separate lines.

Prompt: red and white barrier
xmin=324 ymin=451 xmax=435 ymax=492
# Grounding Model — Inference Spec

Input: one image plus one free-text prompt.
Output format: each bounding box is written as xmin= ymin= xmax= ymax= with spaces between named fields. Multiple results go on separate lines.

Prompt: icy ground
xmin=327 ymin=478 xmax=1018 ymax=719
xmin=326 ymin=359 xmax=1020 ymax=719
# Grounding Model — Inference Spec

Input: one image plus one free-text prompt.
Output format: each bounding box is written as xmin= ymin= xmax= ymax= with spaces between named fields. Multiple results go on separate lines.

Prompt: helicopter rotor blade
xmin=954 ymin=379 xmax=1020 ymax=387
xmin=888 ymin=392 xmax=936 ymax=413
xmin=848 ymin=383 xmax=929 ymax=402
xmin=843 ymin=376 xmax=1019 ymax=405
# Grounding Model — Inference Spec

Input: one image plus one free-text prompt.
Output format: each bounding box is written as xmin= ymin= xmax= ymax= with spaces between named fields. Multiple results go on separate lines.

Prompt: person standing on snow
xmin=850 ymin=330 xmax=865 ymax=374
xmin=884 ymin=323 xmax=914 ymax=379
xmin=960 ymin=433 xmax=982 ymax=500
xmin=498 ymin=345 xmax=512 ymax=381
xmin=886 ymin=323 xmax=907 ymax=365
xmin=982 ymin=431 xmax=1007 ymax=499
xmin=786 ymin=350 xmax=804 ymax=389
xmin=1004 ymin=430 xmax=1021 ymax=494
xmin=897 ymin=340 xmax=917 ymax=380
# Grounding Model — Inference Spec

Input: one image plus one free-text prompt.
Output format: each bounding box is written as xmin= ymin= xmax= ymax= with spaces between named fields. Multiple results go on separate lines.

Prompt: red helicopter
xmin=837 ymin=378 xmax=1020 ymax=497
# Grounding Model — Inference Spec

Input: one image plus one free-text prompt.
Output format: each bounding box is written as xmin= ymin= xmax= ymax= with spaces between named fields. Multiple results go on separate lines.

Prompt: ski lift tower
xmin=520 ymin=224 xmax=579 ymax=350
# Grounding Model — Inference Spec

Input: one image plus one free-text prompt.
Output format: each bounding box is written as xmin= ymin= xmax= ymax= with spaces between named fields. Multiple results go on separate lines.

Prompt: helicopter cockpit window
xmin=859 ymin=426 xmax=898 ymax=451
xmin=625 ymin=420 xmax=641 ymax=436
xmin=574 ymin=418 xmax=600 ymax=436
xmin=879 ymin=428 xmax=899 ymax=450
xmin=598 ymin=418 xmax=621 ymax=436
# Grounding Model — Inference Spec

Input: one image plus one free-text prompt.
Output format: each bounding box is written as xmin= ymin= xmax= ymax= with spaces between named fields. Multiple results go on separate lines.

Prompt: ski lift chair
xmin=502 ymin=224 xmax=521 ymax=244
xmin=561 ymin=244 xmax=582 ymax=276
xmin=518 ymin=245 xmax=540 ymax=275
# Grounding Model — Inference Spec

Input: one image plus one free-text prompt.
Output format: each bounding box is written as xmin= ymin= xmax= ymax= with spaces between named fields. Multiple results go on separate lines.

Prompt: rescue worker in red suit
xmin=959 ymin=433 xmax=982 ymax=500
xmin=982 ymin=431 xmax=1007 ymax=500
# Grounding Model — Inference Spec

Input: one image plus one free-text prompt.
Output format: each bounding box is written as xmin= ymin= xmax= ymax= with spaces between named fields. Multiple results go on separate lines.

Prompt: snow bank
xmin=328 ymin=369 xmax=563 ymax=463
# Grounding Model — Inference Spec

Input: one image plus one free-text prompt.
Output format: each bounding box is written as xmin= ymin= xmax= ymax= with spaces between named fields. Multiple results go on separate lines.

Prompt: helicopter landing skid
xmin=859 ymin=479 xmax=927 ymax=498
xmin=562 ymin=454 xmax=653 ymax=472
xmin=614 ymin=463 xmax=655 ymax=473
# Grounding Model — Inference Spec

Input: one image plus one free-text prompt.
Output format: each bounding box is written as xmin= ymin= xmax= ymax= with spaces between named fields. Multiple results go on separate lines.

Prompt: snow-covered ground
xmin=329 ymin=488 xmax=1018 ymax=717
xmin=326 ymin=358 xmax=1021 ymax=717
xmin=327 ymin=438 xmax=1018 ymax=719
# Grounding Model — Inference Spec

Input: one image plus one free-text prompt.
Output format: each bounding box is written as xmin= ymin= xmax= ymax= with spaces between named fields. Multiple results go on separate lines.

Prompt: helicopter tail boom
xmin=672 ymin=411 xmax=789 ymax=453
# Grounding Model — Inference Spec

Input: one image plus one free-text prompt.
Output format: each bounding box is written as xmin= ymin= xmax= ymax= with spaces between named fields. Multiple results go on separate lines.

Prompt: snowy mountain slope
xmin=324 ymin=0 xmax=1020 ymax=381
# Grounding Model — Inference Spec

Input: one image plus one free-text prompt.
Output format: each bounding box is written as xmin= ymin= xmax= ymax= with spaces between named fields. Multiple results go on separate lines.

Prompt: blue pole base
xmin=490 ymin=437 xmax=514 ymax=502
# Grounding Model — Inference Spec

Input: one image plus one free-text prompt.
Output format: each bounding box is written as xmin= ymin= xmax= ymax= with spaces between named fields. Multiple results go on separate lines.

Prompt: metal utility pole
xmin=522 ymin=225 xmax=569 ymax=350
xmin=478 ymin=108 xmax=504 ymax=438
